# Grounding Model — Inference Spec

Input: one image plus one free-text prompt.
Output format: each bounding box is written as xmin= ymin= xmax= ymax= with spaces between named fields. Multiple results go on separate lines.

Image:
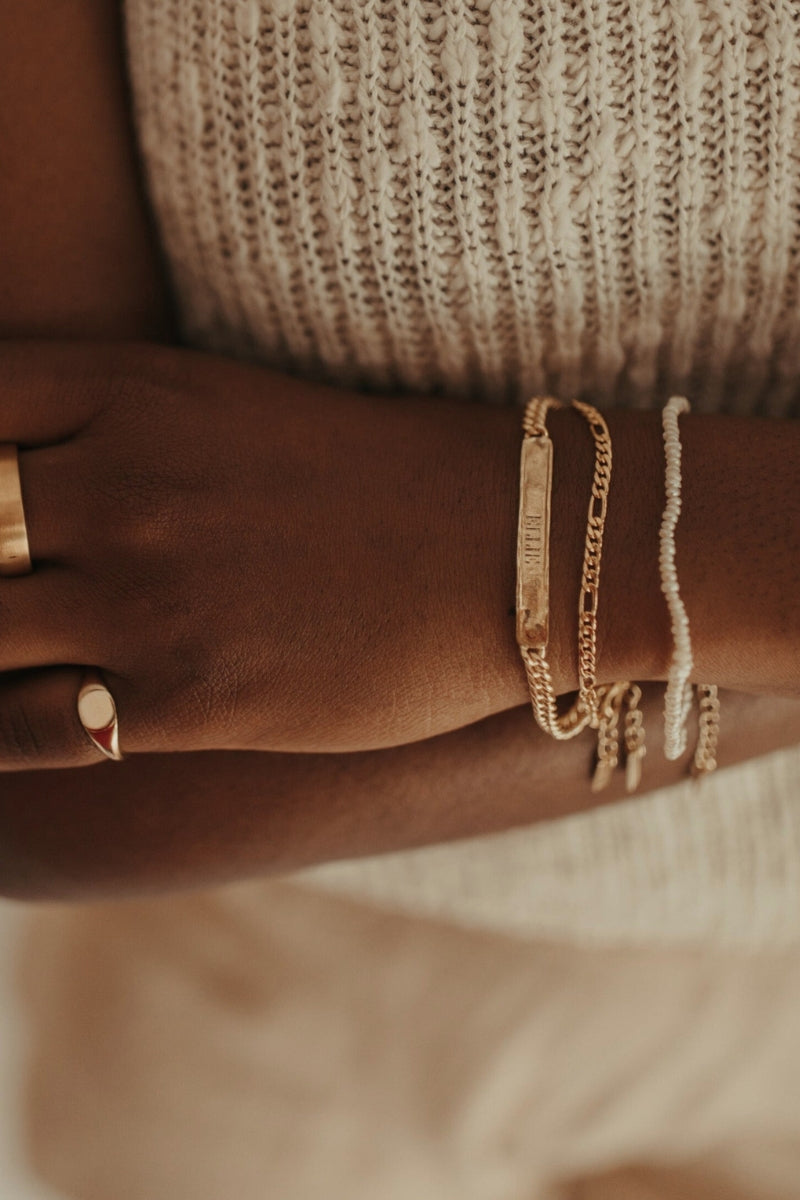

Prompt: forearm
xmin=2 ymin=684 xmax=799 ymax=900
xmin=444 ymin=398 xmax=800 ymax=724
xmin=1 ymin=369 xmax=797 ymax=895
xmin=62 ymin=349 xmax=789 ymax=752
xmin=0 ymin=0 xmax=174 ymax=340
xmin=2 ymin=1 xmax=798 ymax=903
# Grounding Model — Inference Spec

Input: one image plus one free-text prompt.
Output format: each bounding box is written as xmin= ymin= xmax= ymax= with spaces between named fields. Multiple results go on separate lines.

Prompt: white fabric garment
xmin=18 ymin=883 xmax=800 ymax=1200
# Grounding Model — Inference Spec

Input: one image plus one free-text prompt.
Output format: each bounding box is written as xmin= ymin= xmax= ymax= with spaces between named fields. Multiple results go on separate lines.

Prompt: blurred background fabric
xmin=9 ymin=881 xmax=800 ymax=1200
xmin=0 ymin=903 xmax=61 ymax=1200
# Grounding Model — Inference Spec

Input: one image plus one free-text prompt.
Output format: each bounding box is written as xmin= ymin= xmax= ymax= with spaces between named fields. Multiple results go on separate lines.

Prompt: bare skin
xmin=0 ymin=1 xmax=797 ymax=899
xmin=0 ymin=1 xmax=174 ymax=342
xmin=2 ymin=685 xmax=799 ymax=901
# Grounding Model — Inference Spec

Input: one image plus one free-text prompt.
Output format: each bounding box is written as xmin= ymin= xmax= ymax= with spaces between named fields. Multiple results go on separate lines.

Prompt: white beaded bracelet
xmin=660 ymin=396 xmax=694 ymax=759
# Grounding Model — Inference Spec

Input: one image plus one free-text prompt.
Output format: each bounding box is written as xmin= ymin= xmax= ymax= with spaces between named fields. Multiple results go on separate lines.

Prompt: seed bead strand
xmin=660 ymin=396 xmax=695 ymax=759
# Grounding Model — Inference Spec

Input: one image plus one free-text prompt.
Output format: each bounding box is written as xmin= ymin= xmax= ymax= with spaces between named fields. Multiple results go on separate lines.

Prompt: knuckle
xmin=198 ymin=654 xmax=249 ymax=735
xmin=0 ymin=682 xmax=92 ymax=769
xmin=97 ymin=463 xmax=172 ymax=544
xmin=89 ymin=458 xmax=204 ymax=561
xmin=161 ymin=646 xmax=250 ymax=747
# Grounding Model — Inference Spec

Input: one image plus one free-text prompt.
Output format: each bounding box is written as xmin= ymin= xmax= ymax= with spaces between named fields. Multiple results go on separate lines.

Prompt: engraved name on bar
xmin=516 ymin=435 xmax=553 ymax=648
xmin=523 ymin=513 xmax=545 ymax=569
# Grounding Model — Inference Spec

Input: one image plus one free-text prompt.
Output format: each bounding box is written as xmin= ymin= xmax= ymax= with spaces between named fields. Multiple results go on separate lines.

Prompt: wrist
xmin=510 ymin=404 xmax=800 ymax=706
xmin=678 ymin=412 xmax=800 ymax=695
xmin=468 ymin=403 xmax=673 ymax=719
xmin=595 ymin=407 xmax=674 ymax=689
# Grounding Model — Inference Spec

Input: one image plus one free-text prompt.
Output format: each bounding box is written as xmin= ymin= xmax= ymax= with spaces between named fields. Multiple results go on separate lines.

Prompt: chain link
xmin=591 ymin=682 xmax=628 ymax=792
xmin=520 ymin=645 xmax=593 ymax=740
xmin=692 ymin=684 xmax=720 ymax=777
xmin=571 ymin=399 xmax=613 ymax=721
xmin=623 ymin=683 xmax=646 ymax=792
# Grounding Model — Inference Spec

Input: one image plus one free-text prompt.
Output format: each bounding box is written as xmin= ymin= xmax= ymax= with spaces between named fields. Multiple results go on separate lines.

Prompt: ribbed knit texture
xmin=123 ymin=0 xmax=800 ymax=945
xmin=125 ymin=0 xmax=800 ymax=416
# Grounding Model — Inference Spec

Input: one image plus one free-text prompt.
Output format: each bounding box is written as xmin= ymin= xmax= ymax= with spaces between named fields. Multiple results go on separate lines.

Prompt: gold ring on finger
xmin=0 ymin=444 xmax=32 ymax=576
xmin=77 ymin=671 xmax=123 ymax=762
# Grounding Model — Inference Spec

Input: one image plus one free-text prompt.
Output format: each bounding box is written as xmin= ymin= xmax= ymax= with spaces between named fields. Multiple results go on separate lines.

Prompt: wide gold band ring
xmin=77 ymin=672 xmax=123 ymax=762
xmin=0 ymin=444 xmax=32 ymax=576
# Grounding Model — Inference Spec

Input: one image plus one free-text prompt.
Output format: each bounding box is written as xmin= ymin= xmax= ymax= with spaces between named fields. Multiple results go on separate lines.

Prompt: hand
xmin=0 ymin=340 xmax=525 ymax=768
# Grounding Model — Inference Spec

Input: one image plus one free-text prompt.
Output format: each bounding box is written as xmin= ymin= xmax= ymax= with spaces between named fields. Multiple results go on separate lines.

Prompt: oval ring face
xmin=77 ymin=685 xmax=116 ymax=731
xmin=78 ymin=676 xmax=123 ymax=761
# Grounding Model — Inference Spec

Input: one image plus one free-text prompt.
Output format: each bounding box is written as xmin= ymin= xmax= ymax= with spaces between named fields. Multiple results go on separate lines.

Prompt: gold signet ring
xmin=78 ymin=673 xmax=123 ymax=762
xmin=0 ymin=444 xmax=32 ymax=576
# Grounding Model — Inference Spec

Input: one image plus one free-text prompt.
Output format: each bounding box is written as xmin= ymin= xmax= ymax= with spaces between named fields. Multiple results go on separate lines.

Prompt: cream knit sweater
xmin=124 ymin=0 xmax=800 ymax=946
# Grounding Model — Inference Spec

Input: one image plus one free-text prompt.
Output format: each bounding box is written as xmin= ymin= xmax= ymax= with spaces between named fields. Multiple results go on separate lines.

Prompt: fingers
xmin=1 ymin=443 xmax=96 ymax=565
xmin=0 ymin=565 xmax=105 ymax=671
xmin=0 ymin=341 xmax=112 ymax=445
xmin=0 ymin=441 xmax=175 ymax=714
xmin=16 ymin=445 xmax=74 ymax=563
xmin=0 ymin=667 xmax=122 ymax=770
xmin=0 ymin=346 xmax=145 ymax=769
xmin=0 ymin=446 xmax=122 ymax=672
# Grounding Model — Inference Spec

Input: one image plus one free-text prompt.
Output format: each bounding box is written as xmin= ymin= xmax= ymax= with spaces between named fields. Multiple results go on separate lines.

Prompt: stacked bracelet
xmin=516 ymin=398 xmax=590 ymax=740
xmin=516 ymin=393 xmax=720 ymax=793
xmin=516 ymin=397 xmax=643 ymax=784
xmin=659 ymin=397 xmax=720 ymax=775
xmin=692 ymin=684 xmax=720 ymax=776
xmin=516 ymin=397 xmax=598 ymax=740
xmin=592 ymin=680 xmax=647 ymax=793
xmin=660 ymin=397 xmax=695 ymax=759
